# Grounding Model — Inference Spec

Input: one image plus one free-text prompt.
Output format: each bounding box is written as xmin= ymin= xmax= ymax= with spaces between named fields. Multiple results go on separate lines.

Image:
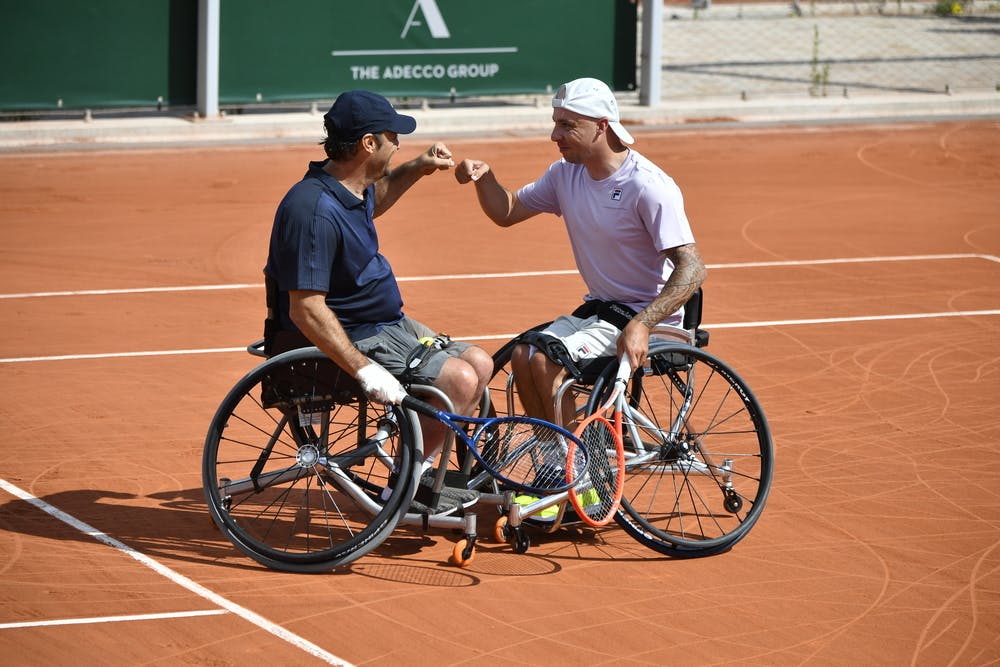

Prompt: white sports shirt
xmin=516 ymin=150 xmax=695 ymax=326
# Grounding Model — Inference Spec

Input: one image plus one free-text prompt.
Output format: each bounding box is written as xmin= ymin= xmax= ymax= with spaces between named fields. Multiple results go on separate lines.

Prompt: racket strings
xmin=572 ymin=417 xmax=622 ymax=523
xmin=478 ymin=421 xmax=586 ymax=492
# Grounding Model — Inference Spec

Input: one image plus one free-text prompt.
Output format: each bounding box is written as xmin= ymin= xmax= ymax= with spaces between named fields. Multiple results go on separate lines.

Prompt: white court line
xmin=0 ymin=283 xmax=262 ymax=300
xmin=461 ymin=309 xmax=1000 ymax=341
xmin=705 ymin=309 xmax=1000 ymax=329
xmin=0 ymin=609 xmax=227 ymax=630
xmin=704 ymin=252 xmax=1000 ymax=268
xmin=1 ymin=347 xmax=248 ymax=363
xmin=1 ymin=253 xmax=997 ymax=300
xmin=0 ymin=478 xmax=354 ymax=667
xmin=2 ymin=309 xmax=998 ymax=364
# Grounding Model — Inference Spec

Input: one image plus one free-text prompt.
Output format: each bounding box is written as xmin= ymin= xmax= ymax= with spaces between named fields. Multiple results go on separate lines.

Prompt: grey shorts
xmin=354 ymin=316 xmax=472 ymax=385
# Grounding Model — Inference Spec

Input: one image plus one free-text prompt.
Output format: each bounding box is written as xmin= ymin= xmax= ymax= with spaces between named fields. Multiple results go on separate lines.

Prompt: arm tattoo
xmin=635 ymin=244 xmax=707 ymax=329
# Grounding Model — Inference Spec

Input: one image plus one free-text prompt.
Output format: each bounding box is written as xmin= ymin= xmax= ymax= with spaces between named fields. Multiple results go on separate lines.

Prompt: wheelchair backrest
xmin=260 ymin=353 xmax=361 ymax=411
xmin=263 ymin=274 xmax=315 ymax=358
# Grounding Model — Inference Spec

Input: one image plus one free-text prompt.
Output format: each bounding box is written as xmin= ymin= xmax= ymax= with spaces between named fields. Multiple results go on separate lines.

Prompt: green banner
xmin=0 ymin=0 xmax=635 ymax=112
xmin=0 ymin=0 xmax=196 ymax=111
xmin=220 ymin=0 xmax=636 ymax=103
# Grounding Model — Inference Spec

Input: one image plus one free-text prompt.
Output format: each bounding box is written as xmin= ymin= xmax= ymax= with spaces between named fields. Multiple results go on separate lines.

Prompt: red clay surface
xmin=1 ymin=120 xmax=998 ymax=666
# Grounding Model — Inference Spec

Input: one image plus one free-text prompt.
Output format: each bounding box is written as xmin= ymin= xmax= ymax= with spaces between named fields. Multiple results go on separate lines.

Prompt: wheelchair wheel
xmin=203 ymin=347 xmax=418 ymax=572
xmin=587 ymin=342 xmax=773 ymax=557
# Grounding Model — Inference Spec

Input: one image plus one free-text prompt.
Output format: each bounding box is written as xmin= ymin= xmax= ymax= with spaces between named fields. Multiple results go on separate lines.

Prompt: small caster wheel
xmin=494 ymin=516 xmax=511 ymax=544
xmin=723 ymin=492 xmax=742 ymax=513
xmin=512 ymin=527 xmax=530 ymax=554
xmin=451 ymin=538 xmax=476 ymax=567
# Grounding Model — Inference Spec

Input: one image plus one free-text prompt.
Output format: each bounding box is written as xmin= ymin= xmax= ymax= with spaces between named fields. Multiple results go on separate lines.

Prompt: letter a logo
xmin=401 ymin=0 xmax=451 ymax=39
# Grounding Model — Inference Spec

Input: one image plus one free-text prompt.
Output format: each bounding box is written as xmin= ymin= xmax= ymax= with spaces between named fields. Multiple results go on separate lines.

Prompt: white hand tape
xmin=355 ymin=363 xmax=406 ymax=405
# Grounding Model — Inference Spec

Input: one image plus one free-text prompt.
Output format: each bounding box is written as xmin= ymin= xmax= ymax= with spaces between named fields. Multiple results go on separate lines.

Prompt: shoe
xmin=512 ymin=494 xmax=561 ymax=521
xmin=574 ymin=487 xmax=602 ymax=510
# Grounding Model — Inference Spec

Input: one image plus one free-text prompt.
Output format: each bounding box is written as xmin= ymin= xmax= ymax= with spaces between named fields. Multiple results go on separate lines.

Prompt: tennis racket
xmin=566 ymin=357 xmax=628 ymax=526
xmin=400 ymin=395 xmax=588 ymax=495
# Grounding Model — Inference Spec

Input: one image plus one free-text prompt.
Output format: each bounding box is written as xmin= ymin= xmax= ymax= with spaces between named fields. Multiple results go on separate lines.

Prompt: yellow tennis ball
xmin=578 ymin=488 xmax=601 ymax=507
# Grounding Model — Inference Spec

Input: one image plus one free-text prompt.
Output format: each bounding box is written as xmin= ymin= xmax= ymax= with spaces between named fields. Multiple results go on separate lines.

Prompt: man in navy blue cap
xmin=264 ymin=90 xmax=493 ymax=490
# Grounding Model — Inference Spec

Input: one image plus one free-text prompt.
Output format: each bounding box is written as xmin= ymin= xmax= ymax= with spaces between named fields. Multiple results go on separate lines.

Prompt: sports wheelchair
xmin=202 ymin=289 xmax=773 ymax=571
xmin=487 ymin=288 xmax=774 ymax=558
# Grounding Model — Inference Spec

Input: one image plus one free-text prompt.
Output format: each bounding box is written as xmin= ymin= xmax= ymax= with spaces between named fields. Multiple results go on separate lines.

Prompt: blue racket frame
xmin=401 ymin=395 xmax=589 ymax=495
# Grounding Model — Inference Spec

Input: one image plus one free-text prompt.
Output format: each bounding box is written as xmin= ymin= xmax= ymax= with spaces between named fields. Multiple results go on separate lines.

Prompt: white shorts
xmin=542 ymin=315 xmax=618 ymax=362
xmin=539 ymin=315 xmax=690 ymax=362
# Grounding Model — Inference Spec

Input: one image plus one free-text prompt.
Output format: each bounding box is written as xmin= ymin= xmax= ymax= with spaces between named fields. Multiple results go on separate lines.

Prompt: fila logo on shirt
xmin=611 ymin=188 xmax=623 ymax=201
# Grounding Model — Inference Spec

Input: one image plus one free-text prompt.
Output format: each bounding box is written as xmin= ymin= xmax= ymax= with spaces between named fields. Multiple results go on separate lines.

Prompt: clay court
xmin=1 ymin=119 xmax=998 ymax=665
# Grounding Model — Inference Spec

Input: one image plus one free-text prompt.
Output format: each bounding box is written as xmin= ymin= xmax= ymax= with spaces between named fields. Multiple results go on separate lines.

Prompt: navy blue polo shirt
xmin=264 ymin=160 xmax=404 ymax=340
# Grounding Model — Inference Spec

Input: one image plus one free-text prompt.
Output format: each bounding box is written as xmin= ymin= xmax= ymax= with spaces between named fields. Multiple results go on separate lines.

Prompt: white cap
xmin=551 ymin=77 xmax=634 ymax=145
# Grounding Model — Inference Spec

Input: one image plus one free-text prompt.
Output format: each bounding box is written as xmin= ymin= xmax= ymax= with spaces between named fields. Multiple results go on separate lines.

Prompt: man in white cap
xmin=456 ymin=77 xmax=706 ymax=425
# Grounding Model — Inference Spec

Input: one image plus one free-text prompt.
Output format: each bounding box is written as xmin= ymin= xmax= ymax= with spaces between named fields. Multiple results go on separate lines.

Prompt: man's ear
xmin=360 ymin=133 xmax=377 ymax=154
xmin=595 ymin=118 xmax=610 ymax=141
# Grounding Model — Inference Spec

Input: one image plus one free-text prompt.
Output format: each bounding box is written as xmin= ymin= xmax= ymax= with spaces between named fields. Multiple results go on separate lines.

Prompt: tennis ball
xmin=577 ymin=488 xmax=601 ymax=507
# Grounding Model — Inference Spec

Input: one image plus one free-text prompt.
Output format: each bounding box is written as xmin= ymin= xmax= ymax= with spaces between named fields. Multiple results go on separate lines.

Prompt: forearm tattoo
xmin=635 ymin=244 xmax=707 ymax=329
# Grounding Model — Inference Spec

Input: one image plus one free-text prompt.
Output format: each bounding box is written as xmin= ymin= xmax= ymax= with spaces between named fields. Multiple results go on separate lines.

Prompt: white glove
xmin=355 ymin=363 xmax=406 ymax=405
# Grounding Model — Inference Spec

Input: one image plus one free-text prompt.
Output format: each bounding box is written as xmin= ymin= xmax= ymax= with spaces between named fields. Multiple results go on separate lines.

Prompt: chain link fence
xmin=654 ymin=0 xmax=1000 ymax=101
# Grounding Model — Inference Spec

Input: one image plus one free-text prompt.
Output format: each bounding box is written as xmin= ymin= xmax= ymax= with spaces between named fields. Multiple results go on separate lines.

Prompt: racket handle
xmin=615 ymin=357 xmax=633 ymax=384
xmin=401 ymin=395 xmax=438 ymax=418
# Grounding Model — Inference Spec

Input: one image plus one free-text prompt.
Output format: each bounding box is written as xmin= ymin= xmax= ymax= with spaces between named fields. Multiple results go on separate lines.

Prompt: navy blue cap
xmin=323 ymin=90 xmax=417 ymax=141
